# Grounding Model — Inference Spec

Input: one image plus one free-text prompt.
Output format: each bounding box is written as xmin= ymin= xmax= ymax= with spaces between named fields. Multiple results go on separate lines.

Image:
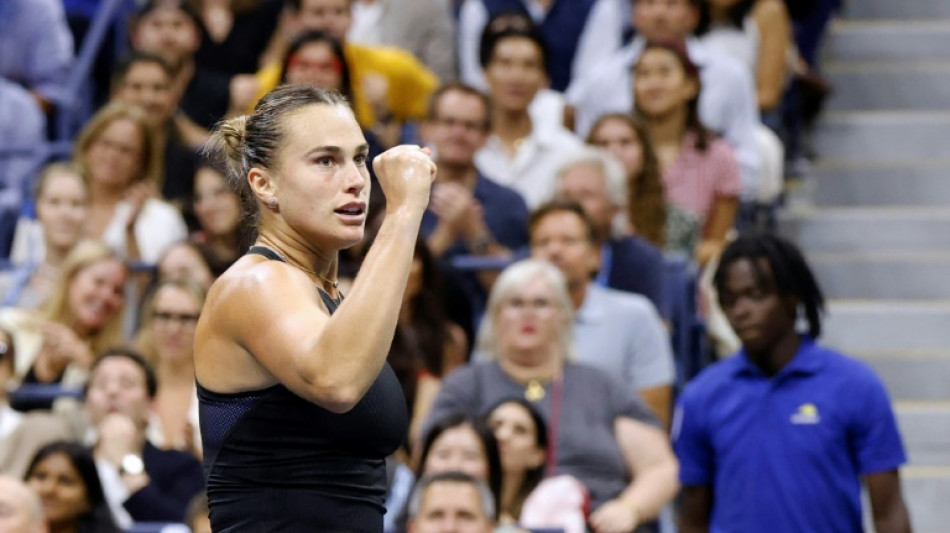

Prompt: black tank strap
xmin=246 ymin=246 xmax=343 ymax=314
xmin=318 ymin=290 xmax=341 ymax=314
xmin=246 ymin=245 xmax=283 ymax=261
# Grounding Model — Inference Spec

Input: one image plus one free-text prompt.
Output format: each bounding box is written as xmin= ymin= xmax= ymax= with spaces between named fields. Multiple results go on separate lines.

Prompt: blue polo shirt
xmin=673 ymin=336 xmax=906 ymax=533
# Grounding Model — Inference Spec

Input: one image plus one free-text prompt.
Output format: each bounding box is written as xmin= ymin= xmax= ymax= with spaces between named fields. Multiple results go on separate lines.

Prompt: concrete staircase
xmin=780 ymin=3 xmax=950 ymax=531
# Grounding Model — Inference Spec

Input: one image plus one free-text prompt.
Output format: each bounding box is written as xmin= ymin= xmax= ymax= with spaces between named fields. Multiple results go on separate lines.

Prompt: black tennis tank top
xmin=197 ymin=246 xmax=408 ymax=532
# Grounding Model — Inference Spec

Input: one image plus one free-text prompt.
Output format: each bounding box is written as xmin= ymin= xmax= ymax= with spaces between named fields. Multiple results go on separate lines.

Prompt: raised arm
xmin=205 ymin=146 xmax=435 ymax=413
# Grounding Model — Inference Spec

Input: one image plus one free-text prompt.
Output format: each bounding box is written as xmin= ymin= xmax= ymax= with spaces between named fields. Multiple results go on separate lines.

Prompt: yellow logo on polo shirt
xmin=790 ymin=403 xmax=821 ymax=425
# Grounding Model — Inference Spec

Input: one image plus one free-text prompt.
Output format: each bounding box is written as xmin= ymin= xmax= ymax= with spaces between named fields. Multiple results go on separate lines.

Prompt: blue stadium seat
xmin=8 ymin=384 xmax=83 ymax=412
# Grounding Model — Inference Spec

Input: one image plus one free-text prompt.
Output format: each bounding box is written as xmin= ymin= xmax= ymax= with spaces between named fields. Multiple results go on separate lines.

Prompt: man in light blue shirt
xmin=529 ymin=200 xmax=675 ymax=427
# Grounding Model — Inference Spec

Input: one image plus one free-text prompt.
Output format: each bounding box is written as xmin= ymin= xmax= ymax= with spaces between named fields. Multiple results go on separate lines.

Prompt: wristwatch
xmin=119 ymin=454 xmax=145 ymax=476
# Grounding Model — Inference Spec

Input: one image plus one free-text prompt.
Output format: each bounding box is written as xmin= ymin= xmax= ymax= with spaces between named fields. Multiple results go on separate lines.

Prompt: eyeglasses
xmin=287 ymin=55 xmax=343 ymax=75
xmin=503 ymin=297 xmax=557 ymax=311
xmin=153 ymin=311 xmax=200 ymax=326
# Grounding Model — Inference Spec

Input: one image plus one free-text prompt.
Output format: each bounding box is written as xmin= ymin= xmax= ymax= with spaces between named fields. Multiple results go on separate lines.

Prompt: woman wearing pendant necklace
xmin=194 ymin=84 xmax=435 ymax=532
xmin=423 ymin=259 xmax=679 ymax=533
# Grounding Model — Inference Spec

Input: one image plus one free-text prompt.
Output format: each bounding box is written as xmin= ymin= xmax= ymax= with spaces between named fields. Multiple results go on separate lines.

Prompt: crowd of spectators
xmin=0 ymin=0 xmax=858 ymax=532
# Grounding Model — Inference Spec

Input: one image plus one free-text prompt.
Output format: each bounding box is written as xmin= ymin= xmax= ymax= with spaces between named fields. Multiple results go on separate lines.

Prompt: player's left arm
xmin=865 ymin=470 xmax=911 ymax=533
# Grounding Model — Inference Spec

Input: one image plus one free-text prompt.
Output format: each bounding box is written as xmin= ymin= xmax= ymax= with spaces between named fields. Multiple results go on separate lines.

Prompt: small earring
xmin=267 ymin=197 xmax=277 ymax=209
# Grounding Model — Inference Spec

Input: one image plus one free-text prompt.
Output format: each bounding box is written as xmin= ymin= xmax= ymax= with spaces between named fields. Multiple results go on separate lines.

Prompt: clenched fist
xmin=372 ymin=145 xmax=437 ymax=213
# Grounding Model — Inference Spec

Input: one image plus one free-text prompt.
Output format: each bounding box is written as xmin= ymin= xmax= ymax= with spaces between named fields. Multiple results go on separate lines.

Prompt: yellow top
xmin=253 ymin=42 xmax=439 ymax=129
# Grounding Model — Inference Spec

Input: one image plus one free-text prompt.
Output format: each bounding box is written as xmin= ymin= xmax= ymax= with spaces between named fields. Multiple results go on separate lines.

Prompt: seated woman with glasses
xmin=424 ymin=259 xmax=679 ymax=533
xmin=134 ymin=278 xmax=205 ymax=456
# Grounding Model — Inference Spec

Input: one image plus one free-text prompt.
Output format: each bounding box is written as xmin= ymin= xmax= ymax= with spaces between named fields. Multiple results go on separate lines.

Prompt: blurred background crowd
xmin=0 ymin=0 xmax=844 ymax=531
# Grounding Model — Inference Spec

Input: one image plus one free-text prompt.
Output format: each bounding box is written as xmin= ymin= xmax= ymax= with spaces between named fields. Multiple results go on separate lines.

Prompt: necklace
xmin=258 ymin=245 xmax=339 ymax=289
xmin=524 ymin=380 xmax=547 ymax=402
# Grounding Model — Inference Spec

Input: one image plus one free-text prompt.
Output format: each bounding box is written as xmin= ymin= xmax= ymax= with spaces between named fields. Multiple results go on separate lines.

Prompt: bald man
xmin=0 ymin=475 xmax=47 ymax=533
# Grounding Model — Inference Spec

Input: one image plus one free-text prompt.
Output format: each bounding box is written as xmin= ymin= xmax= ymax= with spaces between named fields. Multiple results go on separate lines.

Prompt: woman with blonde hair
xmin=425 ymin=259 xmax=679 ymax=533
xmin=74 ymin=102 xmax=187 ymax=263
xmin=3 ymin=162 xmax=90 ymax=309
xmin=0 ymin=240 xmax=128 ymax=386
xmin=134 ymin=278 xmax=205 ymax=455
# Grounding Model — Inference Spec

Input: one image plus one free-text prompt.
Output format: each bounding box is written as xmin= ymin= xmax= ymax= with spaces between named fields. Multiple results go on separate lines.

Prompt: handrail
xmin=8 ymin=384 xmax=83 ymax=411
xmin=449 ymin=254 xmax=515 ymax=272
xmin=55 ymin=0 xmax=128 ymax=141
xmin=0 ymin=259 xmax=156 ymax=274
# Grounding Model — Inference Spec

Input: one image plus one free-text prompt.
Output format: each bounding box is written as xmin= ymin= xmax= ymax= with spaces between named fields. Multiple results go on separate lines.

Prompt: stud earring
xmin=267 ymin=197 xmax=277 ymax=208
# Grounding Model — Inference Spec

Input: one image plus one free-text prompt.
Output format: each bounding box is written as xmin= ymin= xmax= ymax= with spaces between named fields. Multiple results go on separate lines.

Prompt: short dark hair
xmin=713 ymin=233 xmax=825 ymax=338
xmin=132 ymin=0 xmax=202 ymax=29
xmin=87 ymin=348 xmax=159 ymax=399
xmin=478 ymin=12 xmax=548 ymax=72
xmin=427 ymin=82 xmax=492 ymax=131
xmin=408 ymin=471 xmax=496 ymax=521
xmin=111 ymin=52 xmax=173 ymax=93
xmin=528 ymin=200 xmax=599 ymax=245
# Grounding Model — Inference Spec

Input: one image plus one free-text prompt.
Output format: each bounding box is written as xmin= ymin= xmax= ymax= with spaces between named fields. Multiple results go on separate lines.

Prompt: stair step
xmin=844 ymin=0 xmax=950 ymax=20
xmin=899 ymin=467 xmax=950 ymax=532
xmin=812 ymin=160 xmax=950 ymax=207
xmin=860 ymin=352 xmax=950 ymax=401
xmin=825 ymin=63 xmax=950 ymax=111
xmin=895 ymin=402 xmax=950 ymax=466
xmin=780 ymin=207 xmax=950 ymax=253
xmin=826 ymin=20 xmax=950 ymax=61
xmin=808 ymin=253 xmax=950 ymax=299
xmin=822 ymin=300 xmax=950 ymax=353
xmin=814 ymin=111 xmax=950 ymax=162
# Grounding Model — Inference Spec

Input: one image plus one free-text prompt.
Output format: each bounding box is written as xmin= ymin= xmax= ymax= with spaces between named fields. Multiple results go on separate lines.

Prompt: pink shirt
xmin=663 ymin=132 xmax=743 ymax=221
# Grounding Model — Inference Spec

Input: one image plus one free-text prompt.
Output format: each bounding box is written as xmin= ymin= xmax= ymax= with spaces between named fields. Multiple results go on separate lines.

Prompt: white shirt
xmin=701 ymin=17 xmax=760 ymax=74
xmin=347 ymin=0 xmax=385 ymax=45
xmin=96 ymin=459 xmax=135 ymax=528
xmin=102 ymin=198 xmax=188 ymax=263
xmin=475 ymin=123 xmax=582 ymax=209
xmin=0 ymin=403 xmax=23 ymax=440
xmin=10 ymin=198 xmax=187 ymax=265
xmin=566 ymin=37 xmax=762 ymax=200
xmin=457 ymin=0 xmax=625 ymax=92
